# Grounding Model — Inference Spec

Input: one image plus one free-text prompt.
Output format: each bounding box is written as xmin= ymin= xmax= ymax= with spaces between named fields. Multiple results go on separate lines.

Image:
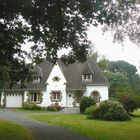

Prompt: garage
xmin=6 ymin=94 xmax=22 ymax=108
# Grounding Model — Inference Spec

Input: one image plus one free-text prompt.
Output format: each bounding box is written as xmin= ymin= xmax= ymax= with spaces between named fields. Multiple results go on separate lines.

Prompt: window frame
xmin=30 ymin=92 xmax=41 ymax=102
xmin=51 ymin=91 xmax=61 ymax=101
xmin=82 ymin=74 xmax=92 ymax=82
xmin=33 ymin=77 xmax=41 ymax=83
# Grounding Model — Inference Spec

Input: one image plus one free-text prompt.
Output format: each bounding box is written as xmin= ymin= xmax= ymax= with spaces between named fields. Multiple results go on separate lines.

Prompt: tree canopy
xmin=0 ymin=0 xmax=140 ymax=85
xmin=97 ymin=57 xmax=140 ymax=97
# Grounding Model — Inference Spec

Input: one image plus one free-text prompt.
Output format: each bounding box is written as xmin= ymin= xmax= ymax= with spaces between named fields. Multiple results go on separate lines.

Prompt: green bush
xmin=91 ymin=100 xmax=129 ymax=121
xmin=85 ymin=105 xmax=96 ymax=119
xmin=23 ymin=102 xmax=41 ymax=110
xmin=47 ymin=102 xmax=62 ymax=111
xmin=80 ymin=96 xmax=95 ymax=113
xmin=117 ymin=93 xmax=140 ymax=113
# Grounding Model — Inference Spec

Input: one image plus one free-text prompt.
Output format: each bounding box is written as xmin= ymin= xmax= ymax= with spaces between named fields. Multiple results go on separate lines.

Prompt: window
xmin=33 ymin=77 xmax=41 ymax=83
xmin=82 ymin=74 xmax=92 ymax=82
xmin=30 ymin=93 xmax=40 ymax=102
xmin=52 ymin=76 xmax=60 ymax=82
xmin=91 ymin=91 xmax=100 ymax=103
xmin=84 ymin=74 xmax=91 ymax=79
xmin=52 ymin=91 xmax=61 ymax=101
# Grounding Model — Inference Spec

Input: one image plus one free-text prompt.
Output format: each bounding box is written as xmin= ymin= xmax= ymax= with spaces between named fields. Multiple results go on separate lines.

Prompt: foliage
xmin=80 ymin=96 xmax=95 ymax=113
xmin=23 ymin=102 xmax=41 ymax=110
xmin=31 ymin=110 xmax=140 ymax=140
xmin=130 ymin=74 xmax=140 ymax=94
xmin=117 ymin=93 xmax=140 ymax=113
xmin=0 ymin=65 xmax=8 ymax=89
xmin=91 ymin=100 xmax=129 ymax=121
xmin=0 ymin=0 xmax=139 ymax=83
xmin=105 ymin=72 xmax=130 ymax=97
xmin=46 ymin=102 xmax=62 ymax=111
xmin=97 ymin=58 xmax=140 ymax=97
xmin=97 ymin=56 xmax=109 ymax=72
xmin=108 ymin=60 xmax=137 ymax=82
xmin=84 ymin=105 xmax=96 ymax=119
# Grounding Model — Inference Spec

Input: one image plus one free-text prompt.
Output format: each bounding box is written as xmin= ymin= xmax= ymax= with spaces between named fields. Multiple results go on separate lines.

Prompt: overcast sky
xmin=87 ymin=26 xmax=140 ymax=73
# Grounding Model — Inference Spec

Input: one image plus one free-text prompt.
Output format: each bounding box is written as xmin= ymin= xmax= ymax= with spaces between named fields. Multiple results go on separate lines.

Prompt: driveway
xmin=0 ymin=109 xmax=92 ymax=140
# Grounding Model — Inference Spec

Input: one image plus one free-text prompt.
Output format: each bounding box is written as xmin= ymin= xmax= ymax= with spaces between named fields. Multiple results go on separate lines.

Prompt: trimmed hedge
xmin=80 ymin=96 xmax=95 ymax=113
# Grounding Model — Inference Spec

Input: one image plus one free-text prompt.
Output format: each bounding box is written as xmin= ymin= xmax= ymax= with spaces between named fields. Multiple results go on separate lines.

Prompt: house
xmin=1 ymin=59 xmax=109 ymax=108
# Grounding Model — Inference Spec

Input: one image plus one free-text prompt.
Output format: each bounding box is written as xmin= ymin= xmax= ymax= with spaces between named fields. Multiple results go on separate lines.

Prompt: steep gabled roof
xmin=82 ymin=62 xmax=93 ymax=74
xmin=3 ymin=59 xmax=109 ymax=91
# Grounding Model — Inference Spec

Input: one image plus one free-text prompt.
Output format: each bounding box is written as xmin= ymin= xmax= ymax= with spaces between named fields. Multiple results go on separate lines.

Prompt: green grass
xmin=13 ymin=108 xmax=50 ymax=113
xmin=0 ymin=119 xmax=35 ymax=140
xmin=31 ymin=109 xmax=140 ymax=140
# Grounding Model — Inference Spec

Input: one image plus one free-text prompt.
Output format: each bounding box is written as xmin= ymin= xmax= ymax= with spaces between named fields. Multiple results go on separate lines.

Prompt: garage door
xmin=6 ymin=94 xmax=22 ymax=108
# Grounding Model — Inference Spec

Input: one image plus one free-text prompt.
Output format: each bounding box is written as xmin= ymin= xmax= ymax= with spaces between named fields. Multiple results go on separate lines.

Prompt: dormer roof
xmin=82 ymin=63 xmax=93 ymax=74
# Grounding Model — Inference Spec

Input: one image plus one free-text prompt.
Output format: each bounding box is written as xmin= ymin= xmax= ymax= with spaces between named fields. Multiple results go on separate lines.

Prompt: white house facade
xmin=1 ymin=59 xmax=109 ymax=108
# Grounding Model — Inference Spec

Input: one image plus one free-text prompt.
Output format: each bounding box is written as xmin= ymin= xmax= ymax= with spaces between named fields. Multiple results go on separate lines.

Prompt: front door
xmin=66 ymin=93 xmax=74 ymax=107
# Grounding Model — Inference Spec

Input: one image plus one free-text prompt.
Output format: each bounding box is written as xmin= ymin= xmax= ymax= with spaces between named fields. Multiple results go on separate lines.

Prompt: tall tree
xmin=98 ymin=56 xmax=109 ymax=72
xmin=0 ymin=0 xmax=139 ymax=84
xmin=105 ymin=72 xmax=130 ymax=98
xmin=108 ymin=60 xmax=137 ymax=82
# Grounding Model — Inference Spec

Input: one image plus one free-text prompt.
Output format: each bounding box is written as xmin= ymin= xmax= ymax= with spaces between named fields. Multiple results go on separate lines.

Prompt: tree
xmin=0 ymin=0 xmax=139 ymax=84
xmin=105 ymin=72 xmax=130 ymax=98
xmin=98 ymin=56 xmax=109 ymax=72
xmin=109 ymin=61 xmax=137 ymax=78
xmin=87 ymin=45 xmax=99 ymax=62
xmin=117 ymin=93 xmax=140 ymax=114
xmin=0 ymin=65 xmax=8 ymax=89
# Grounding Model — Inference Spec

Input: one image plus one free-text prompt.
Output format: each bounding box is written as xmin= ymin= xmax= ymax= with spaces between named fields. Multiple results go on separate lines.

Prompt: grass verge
xmin=13 ymin=108 xmax=49 ymax=113
xmin=30 ymin=109 xmax=140 ymax=140
xmin=0 ymin=119 xmax=34 ymax=140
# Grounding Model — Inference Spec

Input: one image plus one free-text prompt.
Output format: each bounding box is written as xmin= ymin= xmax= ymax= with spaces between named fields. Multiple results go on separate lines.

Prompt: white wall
xmin=84 ymin=85 xmax=109 ymax=101
xmin=24 ymin=91 xmax=28 ymax=102
xmin=40 ymin=63 xmax=67 ymax=107
xmin=1 ymin=92 xmax=4 ymax=106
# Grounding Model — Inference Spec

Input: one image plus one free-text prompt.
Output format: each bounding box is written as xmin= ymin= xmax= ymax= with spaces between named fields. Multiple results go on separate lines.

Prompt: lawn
xmin=31 ymin=109 xmax=140 ymax=140
xmin=13 ymin=108 xmax=49 ymax=113
xmin=0 ymin=119 xmax=34 ymax=140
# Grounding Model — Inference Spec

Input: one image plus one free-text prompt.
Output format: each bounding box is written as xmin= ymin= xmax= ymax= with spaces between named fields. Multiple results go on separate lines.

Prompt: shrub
xmin=23 ymin=102 xmax=41 ymax=110
xmin=117 ymin=93 xmax=139 ymax=113
xmin=47 ymin=102 xmax=62 ymax=111
xmin=85 ymin=105 xmax=96 ymax=119
xmin=80 ymin=96 xmax=95 ymax=113
xmin=91 ymin=100 xmax=129 ymax=121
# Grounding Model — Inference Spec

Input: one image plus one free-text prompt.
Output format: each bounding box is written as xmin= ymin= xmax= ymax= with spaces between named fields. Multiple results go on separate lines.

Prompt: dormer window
xmin=52 ymin=76 xmax=60 ymax=82
xmin=82 ymin=74 xmax=92 ymax=82
xmin=33 ymin=77 xmax=41 ymax=83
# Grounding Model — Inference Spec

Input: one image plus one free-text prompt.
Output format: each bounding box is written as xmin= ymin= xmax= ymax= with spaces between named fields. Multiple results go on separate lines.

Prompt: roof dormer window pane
xmin=33 ymin=77 xmax=41 ymax=83
xmin=82 ymin=74 xmax=92 ymax=82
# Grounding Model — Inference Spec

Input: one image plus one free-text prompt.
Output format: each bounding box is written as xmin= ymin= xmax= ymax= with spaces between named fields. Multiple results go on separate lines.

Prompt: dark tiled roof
xmin=33 ymin=66 xmax=43 ymax=77
xmin=3 ymin=59 xmax=108 ymax=91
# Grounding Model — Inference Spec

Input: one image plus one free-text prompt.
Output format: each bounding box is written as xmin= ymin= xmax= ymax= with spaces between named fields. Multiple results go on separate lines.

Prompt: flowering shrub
xmin=47 ymin=102 xmax=62 ymax=111
xmin=90 ymin=100 xmax=130 ymax=121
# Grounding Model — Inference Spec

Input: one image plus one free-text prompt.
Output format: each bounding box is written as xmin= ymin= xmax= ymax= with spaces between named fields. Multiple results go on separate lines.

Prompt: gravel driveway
xmin=0 ymin=109 xmax=92 ymax=140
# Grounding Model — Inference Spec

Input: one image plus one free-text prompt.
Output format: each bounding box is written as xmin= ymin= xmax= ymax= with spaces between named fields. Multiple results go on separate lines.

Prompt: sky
xmin=87 ymin=26 xmax=140 ymax=73
xmin=22 ymin=25 xmax=140 ymax=73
